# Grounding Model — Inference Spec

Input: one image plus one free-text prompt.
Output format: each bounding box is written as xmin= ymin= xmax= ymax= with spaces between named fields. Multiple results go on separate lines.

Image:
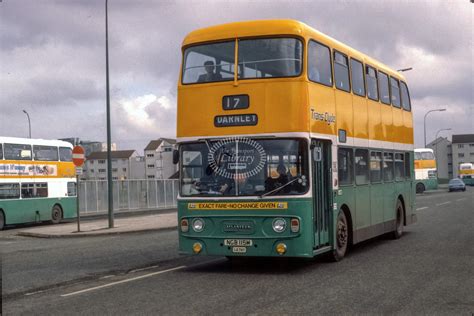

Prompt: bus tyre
xmin=416 ymin=183 xmax=425 ymax=194
xmin=51 ymin=205 xmax=62 ymax=224
xmin=0 ymin=211 xmax=5 ymax=230
xmin=390 ymin=200 xmax=404 ymax=240
xmin=330 ymin=210 xmax=348 ymax=262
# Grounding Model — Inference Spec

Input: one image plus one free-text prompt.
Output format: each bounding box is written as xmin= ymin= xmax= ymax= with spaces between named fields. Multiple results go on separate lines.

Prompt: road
xmin=2 ymin=187 xmax=473 ymax=314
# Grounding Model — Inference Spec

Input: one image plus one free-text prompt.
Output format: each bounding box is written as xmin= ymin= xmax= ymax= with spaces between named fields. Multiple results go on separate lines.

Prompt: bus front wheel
xmin=330 ymin=210 xmax=349 ymax=262
xmin=51 ymin=205 xmax=63 ymax=224
xmin=416 ymin=183 xmax=425 ymax=194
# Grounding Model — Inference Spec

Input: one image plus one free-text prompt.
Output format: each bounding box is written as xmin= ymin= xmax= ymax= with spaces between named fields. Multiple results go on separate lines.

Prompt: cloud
xmin=1 ymin=0 xmax=472 ymax=151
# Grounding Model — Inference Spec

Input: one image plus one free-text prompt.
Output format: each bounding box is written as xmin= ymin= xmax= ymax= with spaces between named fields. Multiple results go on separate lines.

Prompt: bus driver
xmin=197 ymin=60 xmax=222 ymax=82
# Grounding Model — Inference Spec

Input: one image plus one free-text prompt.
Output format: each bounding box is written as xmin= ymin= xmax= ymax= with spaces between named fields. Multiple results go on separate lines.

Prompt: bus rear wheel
xmin=416 ymin=183 xmax=425 ymax=194
xmin=51 ymin=205 xmax=62 ymax=224
xmin=0 ymin=211 xmax=5 ymax=230
xmin=390 ymin=200 xmax=404 ymax=239
xmin=330 ymin=210 xmax=348 ymax=262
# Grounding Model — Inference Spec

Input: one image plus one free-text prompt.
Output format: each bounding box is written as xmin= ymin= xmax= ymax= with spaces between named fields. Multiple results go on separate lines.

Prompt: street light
xmin=424 ymin=108 xmax=446 ymax=147
xmin=105 ymin=0 xmax=114 ymax=228
xmin=22 ymin=110 xmax=31 ymax=138
xmin=397 ymin=67 xmax=413 ymax=72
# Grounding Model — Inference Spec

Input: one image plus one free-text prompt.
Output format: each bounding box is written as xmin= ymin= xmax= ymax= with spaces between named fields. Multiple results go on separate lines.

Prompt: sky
xmin=0 ymin=0 xmax=472 ymax=154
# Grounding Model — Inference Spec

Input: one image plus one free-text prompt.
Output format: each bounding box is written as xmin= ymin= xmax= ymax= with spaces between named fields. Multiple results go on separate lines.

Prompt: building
xmin=59 ymin=138 xmax=117 ymax=157
xmin=144 ymin=138 xmax=178 ymax=179
xmin=451 ymin=134 xmax=474 ymax=178
xmin=83 ymin=150 xmax=145 ymax=180
xmin=427 ymin=137 xmax=453 ymax=181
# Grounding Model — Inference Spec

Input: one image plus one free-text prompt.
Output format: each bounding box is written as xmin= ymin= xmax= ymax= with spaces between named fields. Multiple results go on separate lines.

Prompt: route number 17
xmin=222 ymin=95 xmax=249 ymax=110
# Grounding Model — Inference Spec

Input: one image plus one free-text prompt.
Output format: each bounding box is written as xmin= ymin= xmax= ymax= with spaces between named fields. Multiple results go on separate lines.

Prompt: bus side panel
xmin=392 ymin=107 xmax=404 ymax=145
xmin=367 ymin=98 xmax=383 ymax=144
xmin=370 ymin=183 xmax=385 ymax=227
xmin=402 ymin=109 xmax=414 ymax=146
xmin=352 ymin=94 xmax=368 ymax=140
xmin=308 ymin=83 xmax=336 ymax=137
xmin=383 ymin=182 xmax=396 ymax=224
xmin=0 ymin=197 xmax=76 ymax=225
xmin=334 ymin=186 xmax=356 ymax=241
xmin=380 ymin=104 xmax=393 ymax=143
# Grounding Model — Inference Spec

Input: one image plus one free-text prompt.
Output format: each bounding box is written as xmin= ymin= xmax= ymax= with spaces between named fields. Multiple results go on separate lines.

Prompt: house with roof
xmin=144 ymin=138 xmax=178 ymax=179
xmin=83 ymin=150 xmax=145 ymax=180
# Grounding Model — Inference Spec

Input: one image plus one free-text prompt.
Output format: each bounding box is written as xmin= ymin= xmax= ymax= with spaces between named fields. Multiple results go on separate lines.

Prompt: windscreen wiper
xmin=259 ymin=177 xmax=300 ymax=198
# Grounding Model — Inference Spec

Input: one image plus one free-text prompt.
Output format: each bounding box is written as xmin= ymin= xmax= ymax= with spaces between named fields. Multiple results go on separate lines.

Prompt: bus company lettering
xmin=0 ymin=164 xmax=57 ymax=176
xmin=188 ymin=202 xmax=288 ymax=210
xmin=311 ymin=109 xmax=336 ymax=125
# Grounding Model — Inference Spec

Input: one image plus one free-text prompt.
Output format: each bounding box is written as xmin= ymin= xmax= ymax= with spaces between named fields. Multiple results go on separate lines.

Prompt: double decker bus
xmin=414 ymin=148 xmax=438 ymax=193
xmin=459 ymin=163 xmax=474 ymax=186
xmin=0 ymin=137 xmax=77 ymax=229
xmin=176 ymin=20 xmax=416 ymax=260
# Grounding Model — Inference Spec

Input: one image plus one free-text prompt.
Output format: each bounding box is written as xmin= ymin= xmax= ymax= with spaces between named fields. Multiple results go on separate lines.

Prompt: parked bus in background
xmin=414 ymin=148 xmax=438 ymax=193
xmin=0 ymin=137 xmax=76 ymax=229
xmin=176 ymin=20 xmax=416 ymax=261
xmin=458 ymin=162 xmax=474 ymax=186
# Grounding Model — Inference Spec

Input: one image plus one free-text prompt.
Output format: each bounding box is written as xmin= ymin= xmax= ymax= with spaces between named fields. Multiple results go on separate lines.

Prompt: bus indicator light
xmin=290 ymin=218 xmax=300 ymax=233
xmin=180 ymin=218 xmax=189 ymax=232
xmin=193 ymin=242 xmax=203 ymax=254
xmin=276 ymin=243 xmax=287 ymax=255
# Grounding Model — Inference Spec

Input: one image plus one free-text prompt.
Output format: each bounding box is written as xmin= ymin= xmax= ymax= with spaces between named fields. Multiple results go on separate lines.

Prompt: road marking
xmin=25 ymin=290 xmax=46 ymax=296
xmin=129 ymin=265 xmax=160 ymax=273
xmin=416 ymin=207 xmax=428 ymax=211
xmin=61 ymin=265 xmax=186 ymax=297
xmin=436 ymin=201 xmax=451 ymax=206
xmin=456 ymin=198 xmax=467 ymax=201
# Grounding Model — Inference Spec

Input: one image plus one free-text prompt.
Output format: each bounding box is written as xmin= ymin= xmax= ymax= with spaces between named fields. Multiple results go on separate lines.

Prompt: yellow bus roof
xmin=182 ymin=19 xmax=406 ymax=82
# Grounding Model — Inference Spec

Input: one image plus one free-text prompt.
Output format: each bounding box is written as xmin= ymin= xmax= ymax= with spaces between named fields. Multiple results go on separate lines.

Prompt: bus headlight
xmin=272 ymin=218 xmax=287 ymax=233
xmin=192 ymin=218 xmax=205 ymax=232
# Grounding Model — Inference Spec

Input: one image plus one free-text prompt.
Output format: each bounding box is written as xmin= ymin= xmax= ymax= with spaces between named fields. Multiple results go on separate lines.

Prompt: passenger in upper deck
xmin=197 ymin=60 xmax=222 ymax=82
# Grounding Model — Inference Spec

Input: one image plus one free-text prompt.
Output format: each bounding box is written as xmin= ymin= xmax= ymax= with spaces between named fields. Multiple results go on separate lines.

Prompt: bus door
xmin=311 ymin=139 xmax=332 ymax=248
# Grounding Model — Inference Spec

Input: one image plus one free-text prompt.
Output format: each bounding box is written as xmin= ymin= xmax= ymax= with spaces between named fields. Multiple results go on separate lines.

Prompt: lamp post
xmin=434 ymin=128 xmax=451 ymax=180
xmin=105 ymin=0 xmax=114 ymax=228
xmin=397 ymin=67 xmax=413 ymax=72
xmin=22 ymin=110 xmax=31 ymax=138
xmin=424 ymin=108 xmax=446 ymax=147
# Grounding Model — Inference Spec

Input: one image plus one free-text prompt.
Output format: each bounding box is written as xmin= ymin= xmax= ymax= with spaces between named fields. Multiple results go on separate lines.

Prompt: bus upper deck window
xmin=182 ymin=41 xmax=235 ymax=84
xmin=238 ymin=38 xmax=302 ymax=79
xmin=390 ymin=77 xmax=401 ymax=108
xmin=334 ymin=51 xmax=350 ymax=92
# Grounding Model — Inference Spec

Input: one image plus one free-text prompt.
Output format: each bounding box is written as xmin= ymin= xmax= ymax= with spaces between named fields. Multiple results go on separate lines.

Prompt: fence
xmin=78 ymin=179 xmax=179 ymax=214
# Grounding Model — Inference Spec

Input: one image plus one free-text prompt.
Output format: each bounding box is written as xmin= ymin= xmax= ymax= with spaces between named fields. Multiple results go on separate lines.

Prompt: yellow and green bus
xmin=459 ymin=163 xmax=474 ymax=186
xmin=414 ymin=148 xmax=438 ymax=193
xmin=0 ymin=137 xmax=77 ymax=229
xmin=176 ymin=20 xmax=416 ymax=260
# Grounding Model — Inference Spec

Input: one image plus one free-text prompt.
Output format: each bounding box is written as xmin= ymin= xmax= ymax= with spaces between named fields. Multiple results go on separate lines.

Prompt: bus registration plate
xmin=232 ymin=247 xmax=247 ymax=253
xmin=224 ymin=239 xmax=252 ymax=247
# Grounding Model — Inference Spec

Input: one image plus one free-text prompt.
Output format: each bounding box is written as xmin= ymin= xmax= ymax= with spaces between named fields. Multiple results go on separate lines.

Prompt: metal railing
xmin=78 ymin=179 xmax=179 ymax=214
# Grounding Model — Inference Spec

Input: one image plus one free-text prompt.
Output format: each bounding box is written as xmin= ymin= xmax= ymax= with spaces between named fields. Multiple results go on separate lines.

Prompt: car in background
xmin=448 ymin=178 xmax=466 ymax=192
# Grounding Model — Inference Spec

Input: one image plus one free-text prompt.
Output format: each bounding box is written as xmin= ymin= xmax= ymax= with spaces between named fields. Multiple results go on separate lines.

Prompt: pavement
xmin=16 ymin=210 xmax=177 ymax=238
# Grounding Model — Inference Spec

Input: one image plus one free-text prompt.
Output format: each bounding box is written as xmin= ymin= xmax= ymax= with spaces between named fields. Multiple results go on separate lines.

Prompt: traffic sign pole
xmin=72 ymin=146 xmax=85 ymax=233
xmin=76 ymin=173 xmax=81 ymax=232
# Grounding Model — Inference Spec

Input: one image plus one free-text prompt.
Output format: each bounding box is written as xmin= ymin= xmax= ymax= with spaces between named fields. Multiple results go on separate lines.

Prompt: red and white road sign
xmin=72 ymin=146 xmax=85 ymax=167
